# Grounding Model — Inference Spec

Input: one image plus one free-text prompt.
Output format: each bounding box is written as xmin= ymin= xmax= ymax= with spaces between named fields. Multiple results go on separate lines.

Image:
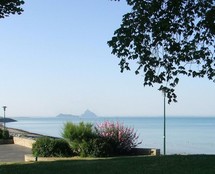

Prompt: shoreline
xmin=0 ymin=125 xmax=56 ymax=139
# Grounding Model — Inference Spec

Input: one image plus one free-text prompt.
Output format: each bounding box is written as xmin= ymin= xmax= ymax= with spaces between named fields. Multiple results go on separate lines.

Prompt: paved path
xmin=0 ymin=126 xmax=49 ymax=163
xmin=0 ymin=144 xmax=31 ymax=162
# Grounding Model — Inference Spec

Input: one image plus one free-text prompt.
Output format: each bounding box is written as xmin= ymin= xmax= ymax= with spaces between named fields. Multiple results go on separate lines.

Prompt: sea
xmin=7 ymin=116 xmax=215 ymax=155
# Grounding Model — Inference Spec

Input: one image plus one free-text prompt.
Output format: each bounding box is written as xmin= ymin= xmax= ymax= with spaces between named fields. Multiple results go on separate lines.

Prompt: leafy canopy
xmin=0 ymin=0 xmax=24 ymax=19
xmin=108 ymin=0 xmax=215 ymax=103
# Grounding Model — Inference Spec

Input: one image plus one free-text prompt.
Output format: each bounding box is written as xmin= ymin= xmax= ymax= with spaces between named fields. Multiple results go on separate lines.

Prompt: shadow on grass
xmin=0 ymin=155 xmax=215 ymax=174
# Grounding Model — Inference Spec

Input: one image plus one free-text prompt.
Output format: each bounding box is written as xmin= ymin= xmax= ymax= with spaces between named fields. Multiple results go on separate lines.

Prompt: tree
xmin=108 ymin=0 xmax=215 ymax=103
xmin=0 ymin=0 xmax=24 ymax=19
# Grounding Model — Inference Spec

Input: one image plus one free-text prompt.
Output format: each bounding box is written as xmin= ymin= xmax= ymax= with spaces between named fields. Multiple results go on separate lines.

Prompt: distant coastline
xmin=0 ymin=117 xmax=17 ymax=123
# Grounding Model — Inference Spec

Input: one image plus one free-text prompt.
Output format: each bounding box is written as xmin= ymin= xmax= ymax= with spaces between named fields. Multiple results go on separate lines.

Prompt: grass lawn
xmin=0 ymin=155 xmax=215 ymax=174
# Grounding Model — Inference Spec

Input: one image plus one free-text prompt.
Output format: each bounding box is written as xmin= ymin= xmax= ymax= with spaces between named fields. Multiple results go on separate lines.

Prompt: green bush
xmin=71 ymin=137 xmax=113 ymax=157
xmin=0 ymin=128 xmax=3 ymax=139
xmin=62 ymin=122 xmax=95 ymax=142
xmin=0 ymin=129 xmax=10 ymax=139
xmin=32 ymin=137 xmax=73 ymax=157
xmin=78 ymin=140 xmax=92 ymax=157
xmin=89 ymin=137 xmax=115 ymax=157
xmin=62 ymin=122 xmax=96 ymax=155
xmin=73 ymin=138 xmax=111 ymax=157
xmin=2 ymin=129 xmax=10 ymax=139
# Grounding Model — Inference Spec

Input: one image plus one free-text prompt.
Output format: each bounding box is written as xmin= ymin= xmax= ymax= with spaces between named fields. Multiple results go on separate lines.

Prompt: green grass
xmin=0 ymin=155 xmax=215 ymax=174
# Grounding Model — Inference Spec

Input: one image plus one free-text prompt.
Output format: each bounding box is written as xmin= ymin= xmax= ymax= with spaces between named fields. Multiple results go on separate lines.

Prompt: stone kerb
xmin=13 ymin=137 xmax=36 ymax=149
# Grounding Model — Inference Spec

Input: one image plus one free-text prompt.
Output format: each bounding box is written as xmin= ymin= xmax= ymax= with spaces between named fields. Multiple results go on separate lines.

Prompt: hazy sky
xmin=0 ymin=1 xmax=214 ymax=117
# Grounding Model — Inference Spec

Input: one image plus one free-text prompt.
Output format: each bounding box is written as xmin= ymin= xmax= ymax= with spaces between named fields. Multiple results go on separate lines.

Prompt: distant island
xmin=56 ymin=109 xmax=98 ymax=118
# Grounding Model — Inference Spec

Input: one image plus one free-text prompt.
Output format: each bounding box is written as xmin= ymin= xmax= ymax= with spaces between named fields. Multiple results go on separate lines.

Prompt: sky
xmin=0 ymin=0 xmax=214 ymax=117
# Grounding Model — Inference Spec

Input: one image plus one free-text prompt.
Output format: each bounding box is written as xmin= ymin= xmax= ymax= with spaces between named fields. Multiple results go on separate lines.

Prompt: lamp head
xmin=3 ymin=106 xmax=7 ymax=111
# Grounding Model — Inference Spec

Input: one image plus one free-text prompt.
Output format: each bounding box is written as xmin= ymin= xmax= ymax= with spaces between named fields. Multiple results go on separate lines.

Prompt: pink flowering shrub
xmin=95 ymin=121 xmax=142 ymax=155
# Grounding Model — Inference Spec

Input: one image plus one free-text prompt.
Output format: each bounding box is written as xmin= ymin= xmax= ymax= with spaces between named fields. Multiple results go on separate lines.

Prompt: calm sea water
xmin=7 ymin=116 xmax=215 ymax=155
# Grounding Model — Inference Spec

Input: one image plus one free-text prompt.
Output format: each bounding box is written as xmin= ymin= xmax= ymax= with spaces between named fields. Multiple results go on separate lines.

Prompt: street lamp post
xmin=3 ymin=106 xmax=7 ymax=131
xmin=163 ymin=91 xmax=166 ymax=155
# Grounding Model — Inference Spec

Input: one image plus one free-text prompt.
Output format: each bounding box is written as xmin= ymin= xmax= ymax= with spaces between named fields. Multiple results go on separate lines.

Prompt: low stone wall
xmin=151 ymin=149 xmax=160 ymax=156
xmin=13 ymin=137 xmax=36 ymax=148
xmin=25 ymin=154 xmax=75 ymax=162
xmin=0 ymin=139 xmax=14 ymax=145
xmin=131 ymin=148 xmax=160 ymax=156
xmin=25 ymin=148 xmax=160 ymax=162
